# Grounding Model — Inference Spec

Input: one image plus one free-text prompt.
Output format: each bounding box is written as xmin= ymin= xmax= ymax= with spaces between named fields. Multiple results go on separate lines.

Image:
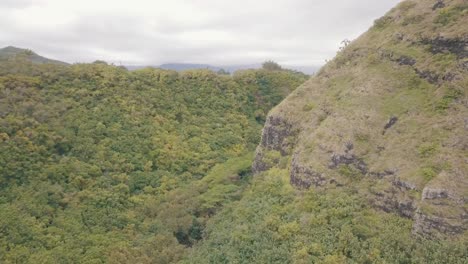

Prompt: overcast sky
xmin=0 ymin=0 xmax=400 ymax=67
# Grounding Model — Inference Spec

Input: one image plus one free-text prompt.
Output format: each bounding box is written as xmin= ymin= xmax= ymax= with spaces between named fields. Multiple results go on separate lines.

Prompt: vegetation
xmin=1 ymin=0 xmax=467 ymax=263
xmin=0 ymin=55 xmax=307 ymax=262
xmin=0 ymin=46 xmax=67 ymax=65
xmin=262 ymin=60 xmax=283 ymax=71
xmin=186 ymin=169 xmax=467 ymax=263
xmin=201 ymin=0 xmax=467 ymax=263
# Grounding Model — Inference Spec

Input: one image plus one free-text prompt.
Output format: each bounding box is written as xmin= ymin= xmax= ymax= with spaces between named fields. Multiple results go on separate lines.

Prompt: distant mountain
xmin=125 ymin=63 xmax=261 ymax=73
xmin=0 ymin=46 xmax=68 ymax=65
xmin=160 ymin=63 xmax=284 ymax=73
xmin=126 ymin=63 xmax=320 ymax=75
xmin=160 ymin=63 xmax=226 ymax=71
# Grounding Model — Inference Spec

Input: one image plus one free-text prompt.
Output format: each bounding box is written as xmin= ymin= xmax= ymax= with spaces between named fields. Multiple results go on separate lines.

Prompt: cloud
xmin=0 ymin=0 xmax=40 ymax=9
xmin=0 ymin=0 xmax=401 ymax=66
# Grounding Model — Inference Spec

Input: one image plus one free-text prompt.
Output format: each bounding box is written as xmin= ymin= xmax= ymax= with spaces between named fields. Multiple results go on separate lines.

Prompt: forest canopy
xmin=0 ymin=56 xmax=308 ymax=262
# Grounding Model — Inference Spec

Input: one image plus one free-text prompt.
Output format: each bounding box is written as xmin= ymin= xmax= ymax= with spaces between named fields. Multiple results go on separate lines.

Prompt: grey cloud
xmin=0 ymin=0 xmax=40 ymax=9
xmin=0 ymin=0 xmax=401 ymax=66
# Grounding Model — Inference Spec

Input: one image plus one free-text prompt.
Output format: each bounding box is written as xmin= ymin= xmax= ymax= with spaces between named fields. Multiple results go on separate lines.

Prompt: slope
xmin=0 ymin=46 xmax=68 ymax=65
xmin=186 ymin=0 xmax=467 ymax=263
xmin=253 ymin=0 xmax=467 ymax=237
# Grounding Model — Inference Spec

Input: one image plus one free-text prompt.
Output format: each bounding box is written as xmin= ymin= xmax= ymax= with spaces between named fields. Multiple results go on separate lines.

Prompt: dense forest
xmin=0 ymin=53 xmax=310 ymax=262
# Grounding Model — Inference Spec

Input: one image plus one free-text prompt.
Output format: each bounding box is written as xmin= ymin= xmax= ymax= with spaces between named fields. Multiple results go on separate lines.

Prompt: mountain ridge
xmin=0 ymin=46 xmax=68 ymax=65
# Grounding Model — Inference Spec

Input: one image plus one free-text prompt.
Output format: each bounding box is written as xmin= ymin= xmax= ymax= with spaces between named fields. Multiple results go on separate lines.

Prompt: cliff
xmin=253 ymin=0 xmax=467 ymax=237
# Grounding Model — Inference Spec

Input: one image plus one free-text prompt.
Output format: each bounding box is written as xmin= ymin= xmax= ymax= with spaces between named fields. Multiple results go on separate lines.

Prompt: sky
xmin=0 ymin=0 xmax=401 ymax=67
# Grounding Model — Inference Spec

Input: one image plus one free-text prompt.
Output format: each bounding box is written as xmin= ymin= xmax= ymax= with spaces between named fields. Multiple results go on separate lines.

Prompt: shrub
xmin=435 ymin=88 xmax=463 ymax=112
xmin=434 ymin=5 xmax=466 ymax=26
xmin=421 ymin=167 xmax=437 ymax=181
xmin=302 ymin=102 xmax=315 ymax=111
xmin=373 ymin=16 xmax=393 ymax=30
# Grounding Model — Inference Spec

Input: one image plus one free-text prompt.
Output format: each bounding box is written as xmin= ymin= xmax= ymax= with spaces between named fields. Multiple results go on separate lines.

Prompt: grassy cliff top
xmin=255 ymin=0 xmax=466 ymax=237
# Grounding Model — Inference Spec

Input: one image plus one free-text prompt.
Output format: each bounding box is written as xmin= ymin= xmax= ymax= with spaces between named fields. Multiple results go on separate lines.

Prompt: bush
xmin=373 ymin=16 xmax=393 ymax=30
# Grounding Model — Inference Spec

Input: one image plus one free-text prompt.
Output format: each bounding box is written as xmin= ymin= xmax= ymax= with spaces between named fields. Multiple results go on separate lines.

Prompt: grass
xmin=338 ymin=164 xmax=363 ymax=179
xmin=354 ymin=132 xmax=370 ymax=143
xmin=373 ymin=16 xmax=393 ymax=31
xmin=431 ymin=53 xmax=457 ymax=68
xmin=434 ymin=4 xmax=467 ymax=26
xmin=434 ymin=86 xmax=464 ymax=112
xmin=380 ymin=87 xmax=432 ymax=116
xmin=402 ymin=14 xmax=424 ymax=26
xmin=418 ymin=143 xmax=438 ymax=158
xmin=397 ymin=1 xmax=417 ymax=12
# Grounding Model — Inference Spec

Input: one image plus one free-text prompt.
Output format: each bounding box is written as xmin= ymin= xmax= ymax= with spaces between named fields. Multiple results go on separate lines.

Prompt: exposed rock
xmin=461 ymin=60 xmax=468 ymax=71
xmin=290 ymin=154 xmax=327 ymax=189
xmin=389 ymin=54 xmax=443 ymax=84
xmin=396 ymin=56 xmax=416 ymax=66
xmin=441 ymin=72 xmax=456 ymax=82
xmin=421 ymin=37 xmax=468 ymax=59
xmin=329 ymin=178 xmax=344 ymax=187
xmin=345 ymin=141 xmax=354 ymax=152
xmin=251 ymin=150 xmax=270 ymax=173
xmin=382 ymin=116 xmax=398 ymax=135
xmin=415 ymin=69 xmax=440 ymax=84
xmin=258 ymin=115 xmax=295 ymax=155
xmin=394 ymin=32 xmax=405 ymax=41
xmin=252 ymin=115 xmax=297 ymax=173
xmin=422 ymin=187 xmax=448 ymax=200
xmin=329 ymin=152 xmax=368 ymax=175
xmin=398 ymin=200 xmax=418 ymax=218
xmin=413 ymin=211 xmax=465 ymax=236
xmin=393 ymin=178 xmax=417 ymax=191
xmin=372 ymin=188 xmax=417 ymax=218
xmin=432 ymin=0 xmax=445 ymax=10
xmin=369 ymin=169 xmax=395 ymax=178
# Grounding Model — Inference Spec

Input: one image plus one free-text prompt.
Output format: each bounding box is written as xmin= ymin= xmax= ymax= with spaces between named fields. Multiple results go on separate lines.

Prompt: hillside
xmin=253 ymin=0 xmax=467 ymax=237
xmin=0 ymin=54 xmax=308 ymax=262
xmin=186 ymin=0 xmax=467 ymax=262
xmin=0 ymin=46 xmax=67 ymax=65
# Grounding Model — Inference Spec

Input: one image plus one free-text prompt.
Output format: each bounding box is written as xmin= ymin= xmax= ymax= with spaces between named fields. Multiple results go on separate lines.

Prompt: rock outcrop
xmin=252 ymin=115 xmax=297 ymax=173
xmin=290 ymin=153 xmax=327 ymax=189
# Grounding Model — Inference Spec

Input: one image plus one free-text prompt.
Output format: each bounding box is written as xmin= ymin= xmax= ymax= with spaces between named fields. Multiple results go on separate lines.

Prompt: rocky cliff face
xmin=253 ymin=0 xmax=467 ymax=237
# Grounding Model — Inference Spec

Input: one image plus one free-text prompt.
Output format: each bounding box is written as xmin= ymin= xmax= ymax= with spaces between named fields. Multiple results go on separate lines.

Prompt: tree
xmin=262 ymin=60 xmax=282 ymax=71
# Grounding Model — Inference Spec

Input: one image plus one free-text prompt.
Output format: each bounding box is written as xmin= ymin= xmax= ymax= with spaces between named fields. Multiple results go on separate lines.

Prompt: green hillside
xmin=0 ymin=56 xmax=307 ymax=262
xmin=0 ymin=46 xmax=68 ymax=65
